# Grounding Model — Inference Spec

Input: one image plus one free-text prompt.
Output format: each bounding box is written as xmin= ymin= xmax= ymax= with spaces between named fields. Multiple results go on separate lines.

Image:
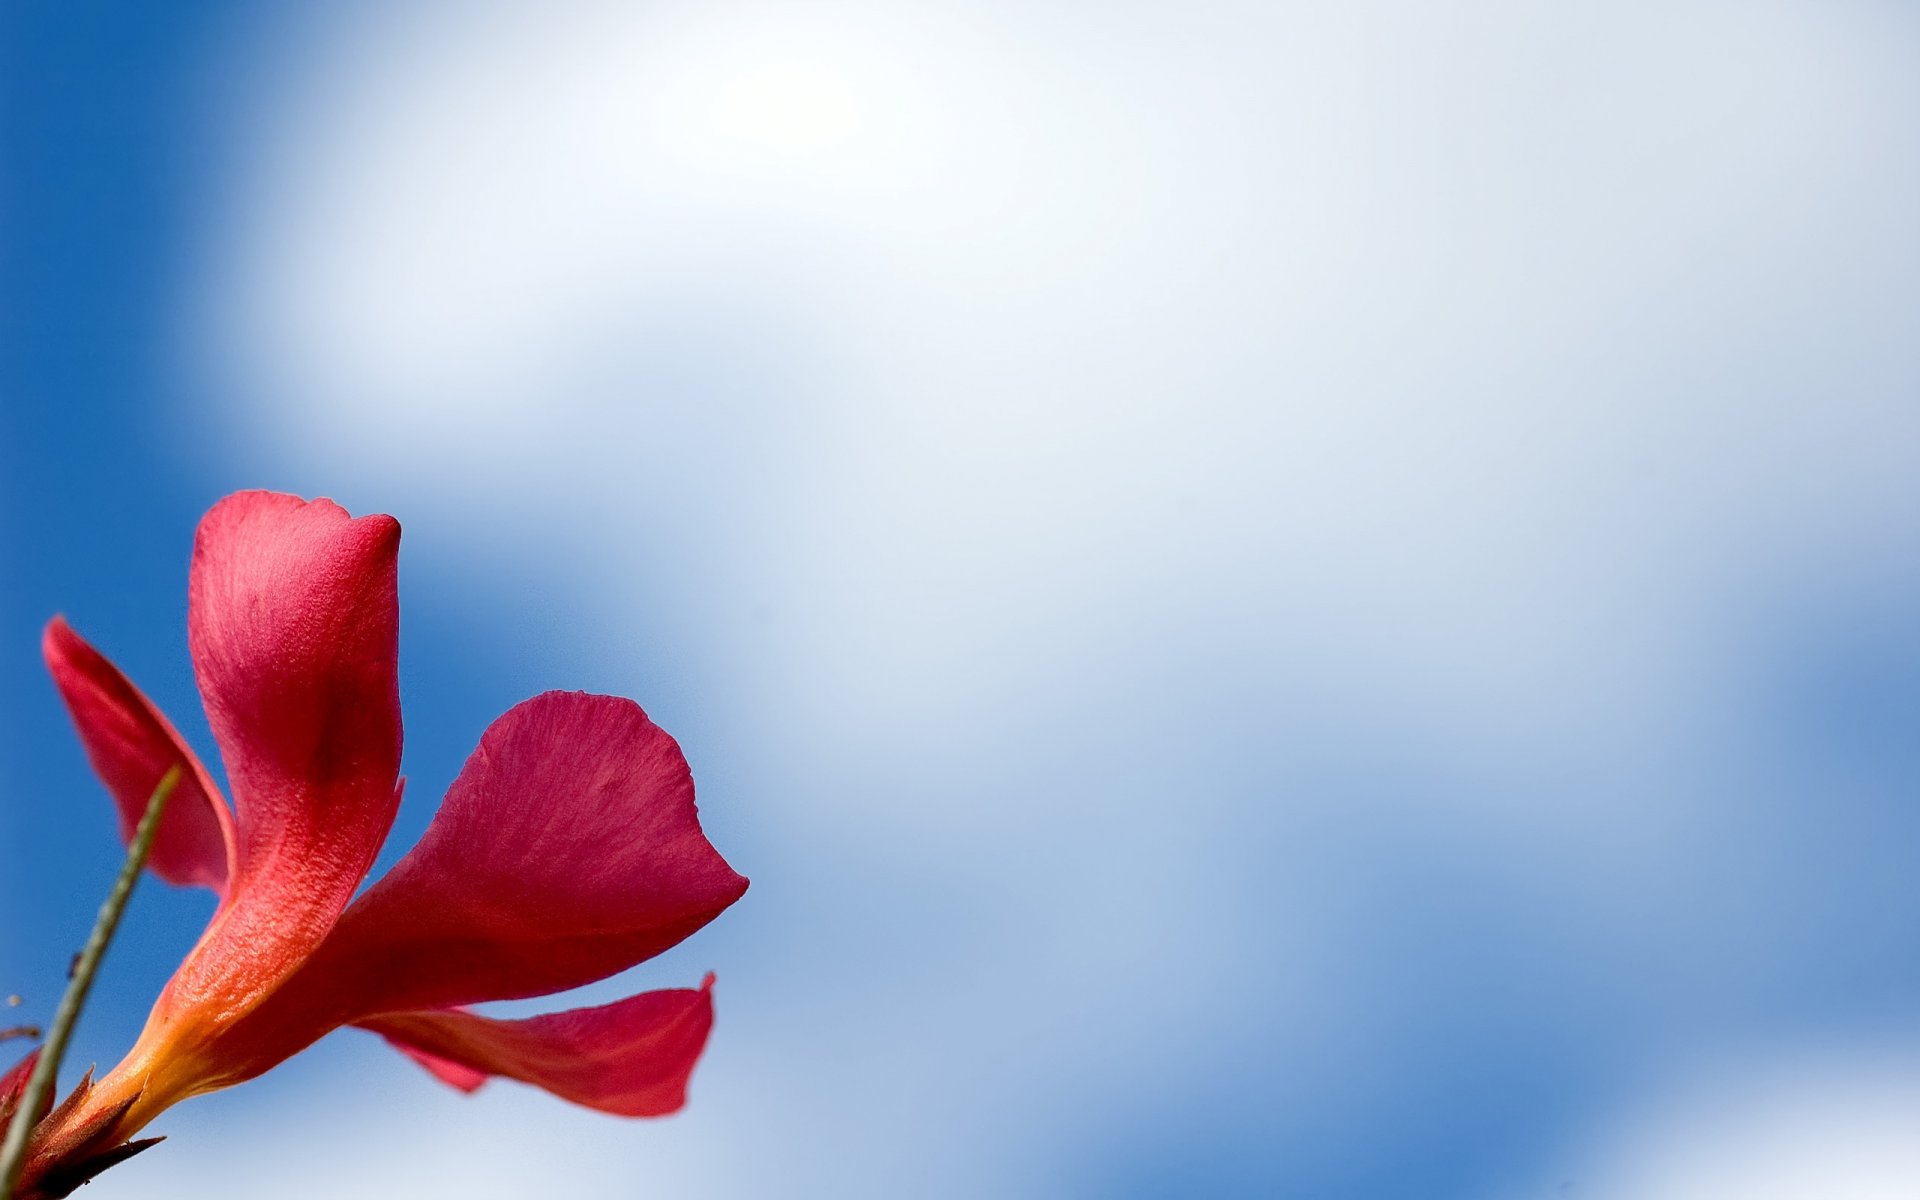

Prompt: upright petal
xmin=358 ymin=977 xmax=718 ymax=1117
xmin=42 ymin=617 xmax=233 ymax=895
xmin=196 ymin=691 xmax=745 ymax=1083
xmin=157 ymin=492 xmax=403 ymax=1032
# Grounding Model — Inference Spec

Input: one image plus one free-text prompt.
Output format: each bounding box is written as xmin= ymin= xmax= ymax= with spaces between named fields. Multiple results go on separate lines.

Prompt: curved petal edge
xmin=42 ymin=617 xmax=234 ymax=895
xmin=358 ymin=976 xmax=719 ymax=1118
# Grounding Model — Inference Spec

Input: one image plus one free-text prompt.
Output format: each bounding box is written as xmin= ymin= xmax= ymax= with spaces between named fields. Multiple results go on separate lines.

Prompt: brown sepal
xmin=28 ymin=1136 xmax=165 ymax=1199
xmin=12 ymin=1073 xmax=156 ymax=1200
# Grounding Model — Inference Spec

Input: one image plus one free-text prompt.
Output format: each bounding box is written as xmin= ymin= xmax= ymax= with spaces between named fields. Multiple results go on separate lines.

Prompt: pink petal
xmin=358 ymin=977 xmax=718 ymax=1117
xmin=158 ymin=491 xmax=404 ymax=1026
xmin=203 ymin=691 xmax=744 ymax=1080
xmin=1 ymin=1049 xmax=37 ymax=1111
xmin=379 ymin=1032 xmax=490 ymax=1094
xmin=42 ymin=618 xmax=234 ymax=895
xmin=320 ymin=691 xmax=747 ymax=1012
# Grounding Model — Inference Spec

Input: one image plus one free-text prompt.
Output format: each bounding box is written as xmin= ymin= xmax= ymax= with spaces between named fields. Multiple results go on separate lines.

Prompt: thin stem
xmin=0 ymin=766 xmax=180 ymax=1200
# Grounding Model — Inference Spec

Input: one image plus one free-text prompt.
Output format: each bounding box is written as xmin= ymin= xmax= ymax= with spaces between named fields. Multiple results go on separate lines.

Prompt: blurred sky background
xmin=4 ymin=1 xmax=1920 ymax=1197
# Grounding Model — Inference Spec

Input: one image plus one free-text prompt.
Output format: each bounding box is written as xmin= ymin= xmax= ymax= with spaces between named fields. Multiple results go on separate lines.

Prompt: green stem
xmin=0 ymin=766 xmax=180 ymax=1200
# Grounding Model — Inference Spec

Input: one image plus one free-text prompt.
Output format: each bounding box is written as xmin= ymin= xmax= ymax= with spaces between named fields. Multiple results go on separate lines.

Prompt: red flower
xmin=13 ymin=491 xmax=747 ymax=1196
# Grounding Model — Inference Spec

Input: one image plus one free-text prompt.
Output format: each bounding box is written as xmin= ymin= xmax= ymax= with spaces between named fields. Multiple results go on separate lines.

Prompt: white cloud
xmin=192 ymin=0 xmax=1920 ymax=764
xmin=172 ymin=0 xmax=1920 ymax=1194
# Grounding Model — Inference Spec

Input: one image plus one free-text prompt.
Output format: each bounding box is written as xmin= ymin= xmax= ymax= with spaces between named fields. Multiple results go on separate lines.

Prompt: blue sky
xmin=5 ymin=2 xmax=1920 ymax=1197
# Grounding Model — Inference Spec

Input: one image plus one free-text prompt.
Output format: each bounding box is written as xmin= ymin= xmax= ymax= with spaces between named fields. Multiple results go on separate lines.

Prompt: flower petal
xmin=157 ymin=492 xmax=403 ymax=1028
xmin=195 ymin=691 xmax=745 ymax=1082
xmin=42 ymin=618 xmax=234 ymax=895
xmin=378 ymin=1030 xmax=490 ymax=1094
xmin=1 ymin=1049 xmax=38 ymax=1124
xmin=316 ymin=690 xmax=747 ymax=1013
xmin=357 ymin=977 xmax=718 ymax=1117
